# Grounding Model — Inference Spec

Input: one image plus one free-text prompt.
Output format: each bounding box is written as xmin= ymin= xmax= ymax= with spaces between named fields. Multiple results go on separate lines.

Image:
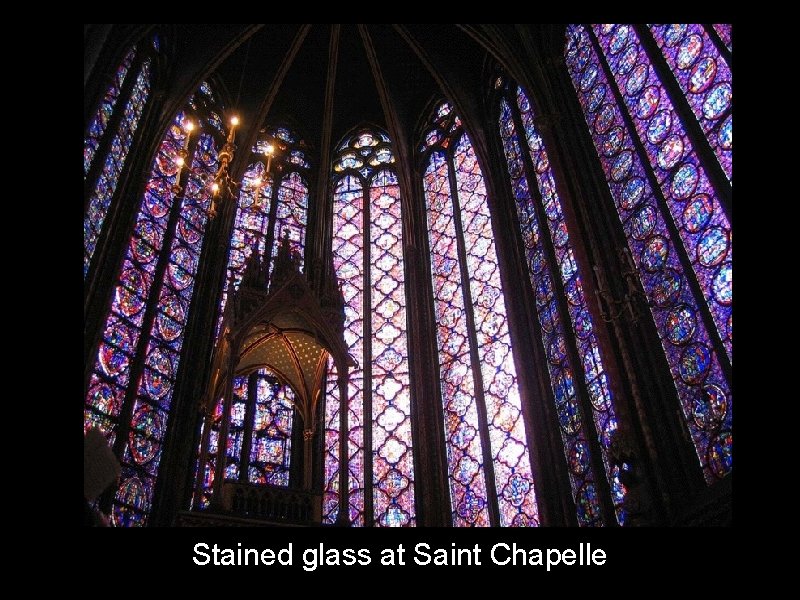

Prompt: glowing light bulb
xmin=185 ymin=121 xmax=195 ymax=132
xmin=230 ymin=116 xmax=240 ymax=127
xmin=253 ymin=177 xmax=263 ymax=187
xmin=265 ymin=144 xmax=274 ymax=155
xmin=176 ymin=156 xmax=185 ymax=167
xmin=211 ymin=182 xmax=220 ymax=193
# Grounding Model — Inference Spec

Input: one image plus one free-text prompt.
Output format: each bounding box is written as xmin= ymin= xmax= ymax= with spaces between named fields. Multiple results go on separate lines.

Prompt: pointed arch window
xmin=323 ymin=128 xmax=416 ymax=527
xmin=193 ymin=126 xmax=311 ymax=508
xmin=421 ymin=104 xmax=539 ymax=527
xmin=497 ymin=83 xmax=625 ymax=524
xmin=565 ymin=24 xmax=732 ymax=483
xmin=84 ymin=82 xmax=224 ymax=526
xmin=84 ymin=41 xmax=155 ymax=276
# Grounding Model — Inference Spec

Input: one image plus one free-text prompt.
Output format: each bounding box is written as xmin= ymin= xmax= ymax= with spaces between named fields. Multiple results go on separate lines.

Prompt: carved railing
xmin=221 ymin=482 xmax=321 ymax=525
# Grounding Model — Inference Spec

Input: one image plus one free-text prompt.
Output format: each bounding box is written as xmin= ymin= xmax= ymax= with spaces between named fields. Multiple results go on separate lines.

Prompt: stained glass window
xmin=84 ymin=47 xmax=153 ymax=277
xmin=84 ymin=83 xmax=225 ymax=526
xmin=498 ymin=84 xmax=625 ymax=524
xmin=324 ymin=129 xmax=415 ymax=527
xmin=565 ymin=24 xmax=731 ymax=483
xmin=195 ymin=126 xmax=311 ymax=508
xmin=422 ymin=104 xmax=539 ymax=527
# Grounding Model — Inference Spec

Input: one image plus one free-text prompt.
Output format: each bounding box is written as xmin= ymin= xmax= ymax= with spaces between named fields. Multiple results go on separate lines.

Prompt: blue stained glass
xmin=565 ymin=24 xmax=732 ymax=483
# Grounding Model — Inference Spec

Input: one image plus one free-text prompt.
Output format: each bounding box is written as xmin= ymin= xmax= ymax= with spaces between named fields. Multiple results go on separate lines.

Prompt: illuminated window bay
xmin=423 ymin=106 xmax=539 ymax=527
xmin=565 ymin=25 xmax=731 ymax=483
xmin=324 ymin=130 xmax=415 ymax=526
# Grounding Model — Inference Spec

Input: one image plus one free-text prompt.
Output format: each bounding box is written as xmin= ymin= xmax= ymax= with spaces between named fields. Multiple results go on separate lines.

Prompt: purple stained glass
xmin=215 ymin=162 xmax=273 ymax=335
xmin=649 ymin=24 xmax=732 ymax=183
xmin=370 ymin=169 xmax=414 ymax=527
xmin=86 ymin=94 xmax=222 ymax=525
xmin=249 ymin=372 xmax=294 ymax=486
xmin=271 ymin=172 xmax=308 ymax=270
xmin=84 ymin=48 xmax=135 ymax=176
xmin=592 ymin=24 xmax=731 ymax=362
xmin=328 ymin=174 xmax=365 ymax=526
xmin=566 ymin=24 xmax=731 ymax=483
xmin=501 ymin=89 xmax=625 ymax=523
xmin=712 ymin=24 xmax=732 ymax=51
xmin=424 ymin=149 xmax=490 ymax=527
xmin=84 ymin=59 xmax=151 ymax=277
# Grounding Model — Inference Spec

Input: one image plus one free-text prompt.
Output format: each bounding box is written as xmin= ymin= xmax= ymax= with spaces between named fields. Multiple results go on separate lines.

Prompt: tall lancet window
xmin=421 ymin=103 xmax=539 ymax=527
xmin=84 ymin=82 xmax=224 ymax=526
xmin=323 ymin=129 xmax=416 ymax=527
xmin=84 ymin=38 xmax=156 ymax=277
xmin=565 ymin=24 xmax=732 ymax=483
xmin=497 ymin=82 xmax=625 ymax=524
xmin=193 ymin=126 xmax=311 ymax=509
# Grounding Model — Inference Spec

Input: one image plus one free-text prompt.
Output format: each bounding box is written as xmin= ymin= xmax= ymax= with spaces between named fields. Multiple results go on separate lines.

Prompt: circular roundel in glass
xmin=576 ymin=44 xmax=591 ymax=70
xmin=131 ymin=228 xmax=157 ymax=264
xmin=664 ymin=24 xmax=688 ymax=46
xmin=652 ymin=268 xmax=682 ymax=308
xmin=564 ymin=275 xmax=583 ymax=306
xmin=554 ymin=368 xmax=575 ymax=406
xmin=586 ymin=83 xmax=606 ymax=113
xmin=689 ymin=57 xmax=718 ymax=94
xmin=665 ymin=304 xmax=696 ymax=345
xmin=548 ymin=332 xmax=567 ymax=365
xmin=157 ymin=296 xmax=186 ymax=342
xmin=99 ymin=340 xmax=130 ymax=378
xmin=621 ymin=177 xmax=646 ymax=210
xmin=682 ymin=194 xmax=714 ymax=233
xmin=178 ymin=207 xmax=204 ymax=245
xmin=657 ymin=136 xmax=684 ymax=170
xmin=692 ymin=383 xmax=728 ymax=429
xmin=539 ymin=301 xmax=556 ymax=333
xmin=677 ymin=34 xmax=703 ymax=69
xmin=115 ymin=271 xmax=146 ymax=318
xmin=588 ymin=375 xmax=611 ymax=411
xmin=618 ymin=44 xmax=638 ymax=75
xmin=635 ymin=86 xmax=660 ymax=120
xmin=88 ymin=381 xmax=121 ymax=416
xmin=702 ymin=83 xmax=732 ymax=120
xmin=641 ymin=235 xmax=669 ymax=273
xmin=646 ymin=110 xmax=672 ymax=145
xmin=575 ymin=482 xmax=600 ymax=524
xmin=568 ymin=440 xmax=590 ymax=476
xmin=625 ymin=64 xmax=649 ymax=97
xmin=580 ymin=64 xmax=599 ymax=91
xmin=531 ymin=248 xmax=545 ymax=274
xmin=679 ymin=342 xmax=711 ymax=385
xmin=573 ymin=307 xmax=593 ymax=340
xmin=594 ymin=104 xmax=615 ymax=134
xmin=671 ymin=163 xmax=699 ymax=199
xmin=156 ymin=151 xmax=179 ymax=177
xmin=630 ymin=203 xmax=657 ymax=240
xmin=552 ymin=221 xmax=569 ymax=248
xmin=707 ymin=430 xmax=732 ymax=479
xmin=602 ymin=126 xmax=625 ymax=157
xmin=535 ymin=273 xmax=553 ymax=306
xmin=712 ymin=261 xmax=732 ymax=306
xmin=144 ymin=348 xmax=174 ymax=399
xmin=129 ymin=404 xmax=164 ymax=465
xmin=608 ymin=25 xmax=630 ymax=54
xmin=611 ymin=151 xmax=633 ymax=182
xmin=144 ymin=180 xmax=171 ymax=218
xmin=558 ymin=400 xmax=581 ymax=435
xmin=718 ymin=114 xmax=732 ymax=150
xmin=117 ymin=475 xmax=149 ymax=513
xmin=696 ymin=226 xmax=729 ymax=267
xmin=168 ymin=247 xmax=195 ymax=290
